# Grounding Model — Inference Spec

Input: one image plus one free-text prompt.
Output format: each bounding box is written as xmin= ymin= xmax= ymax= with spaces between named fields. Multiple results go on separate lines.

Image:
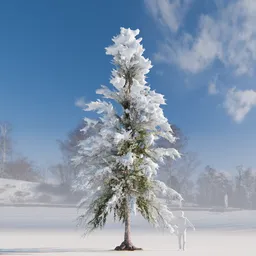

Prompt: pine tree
xmin=73 ymin=28 xmax=182 ymax=251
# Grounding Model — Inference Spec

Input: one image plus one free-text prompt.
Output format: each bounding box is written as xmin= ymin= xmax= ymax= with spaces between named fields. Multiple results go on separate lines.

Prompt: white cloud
xmin=75 ymin=97 xmax=87 ymax=108
xmin=152 ymin=0 xmax=256 ymax=76
xmin=208 ymin=82 xmax=219 ymax=95
xmin=144 ymin=0 xmax=192 ymax=33
xmin=146 ymin=0 xmax=256 ymax=122
xmin=224 ymin=88 xmax=256 ymax=123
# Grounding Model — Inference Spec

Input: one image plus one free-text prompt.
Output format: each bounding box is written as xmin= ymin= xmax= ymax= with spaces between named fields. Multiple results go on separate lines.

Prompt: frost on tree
xmin=73 ymin=27 xmax=182 ymax=251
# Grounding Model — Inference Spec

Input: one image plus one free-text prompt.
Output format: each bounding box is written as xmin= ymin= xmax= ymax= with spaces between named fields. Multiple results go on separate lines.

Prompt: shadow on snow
xmin=0 ymin=247 xmax=113 ymax=254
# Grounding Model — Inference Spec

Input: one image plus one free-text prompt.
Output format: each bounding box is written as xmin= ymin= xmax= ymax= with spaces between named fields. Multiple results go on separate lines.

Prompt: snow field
xmin=0 ymin=207 xmax=256 ymax=255
xmin=1 ymin=229 xmax=255 ymax=256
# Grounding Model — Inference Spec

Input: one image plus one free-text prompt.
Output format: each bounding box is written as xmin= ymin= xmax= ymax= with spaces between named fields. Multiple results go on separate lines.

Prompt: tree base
xmin=114 ymin=241 xmax=142 ymax=251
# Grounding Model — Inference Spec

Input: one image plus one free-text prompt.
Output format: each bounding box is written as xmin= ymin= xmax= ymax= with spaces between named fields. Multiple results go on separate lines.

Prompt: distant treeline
xmin=2 ymin=120 xmax=256 ymax=210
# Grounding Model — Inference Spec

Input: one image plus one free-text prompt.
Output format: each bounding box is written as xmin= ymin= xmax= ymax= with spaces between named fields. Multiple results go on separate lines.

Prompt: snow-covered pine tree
xmin=73 ymin=27 xmax=182 ymax=251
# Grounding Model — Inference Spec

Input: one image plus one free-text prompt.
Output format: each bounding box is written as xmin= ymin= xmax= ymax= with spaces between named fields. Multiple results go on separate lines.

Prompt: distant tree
xmin=234 ymin=165 xmax=256 ymax=209
xmin=157 ymin=125 xmax=187 ymax=184
xmin=157 ymin=126 xmax=198 ymax=203
xmin=169 ymin=125 xmax=188 ymax=152
xmin=0 ymin=122 xmax=12 ymax=176
xmin=52 ymin=122 xmax=102 ymax=187
xmin=5 ymin=157 xmax=40 ymax=182
xmin=171 ymin=152 xmax=200 ymax=201
xmin=196 ymin=166 xmax=232 ymax=207
xmin=49 ymin=164 xmax=71 ymax=186
xmin=73 ymin=28 xmax=182 ymax=251
xmin=57 ymin=122 xmax=85 ymax=162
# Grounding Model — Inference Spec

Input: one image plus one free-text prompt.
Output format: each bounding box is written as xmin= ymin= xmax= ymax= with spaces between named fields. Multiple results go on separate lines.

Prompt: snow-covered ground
xmin=0 ymin=178 xmax=75 ymax=205
xmin=0 ymin=207 xmax=256 ymax=255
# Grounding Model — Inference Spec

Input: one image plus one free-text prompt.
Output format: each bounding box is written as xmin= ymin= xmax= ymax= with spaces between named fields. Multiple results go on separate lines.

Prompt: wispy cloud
xmin=144 ymin=0 xmax=193 ymax=33
xmin=208 ymin=82 xmax=219 ymax=95
xmin=151 ymin=0 xmax=256 ymax=76
xmin=75 ymin=97 xmax=87 ymax=108
xmin=224 ymin=88 xmax=256 ymax=123
xmin=145 ymin=0 xmax=256 ymax=122
xmin=208 ymin=74 xmax=219 ymax=95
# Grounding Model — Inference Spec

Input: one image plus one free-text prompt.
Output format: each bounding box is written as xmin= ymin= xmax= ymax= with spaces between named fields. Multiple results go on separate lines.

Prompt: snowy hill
xmin=0 ymin=178 xmax=80 ymax=205
xmin=0 ymin=178 xmax=38 ymax=204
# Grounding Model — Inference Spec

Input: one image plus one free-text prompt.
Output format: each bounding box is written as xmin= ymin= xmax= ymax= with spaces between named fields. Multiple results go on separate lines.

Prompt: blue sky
xmin=1 ymin=0 xmax=256 ymax=172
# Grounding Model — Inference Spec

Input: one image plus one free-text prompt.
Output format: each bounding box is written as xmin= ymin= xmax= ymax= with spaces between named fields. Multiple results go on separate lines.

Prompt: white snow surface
xmin=0 ymin=207 xmax=256 ymax=255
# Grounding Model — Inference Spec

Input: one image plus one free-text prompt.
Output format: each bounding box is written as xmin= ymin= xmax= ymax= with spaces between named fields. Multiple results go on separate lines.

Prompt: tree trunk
xmin=115 ymin=76 xmax=142 ymax=251
xmin=124 ymin=203 xmax=133 ymax=244
xmin=114 ymin=197 xmax=142 ymax=251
